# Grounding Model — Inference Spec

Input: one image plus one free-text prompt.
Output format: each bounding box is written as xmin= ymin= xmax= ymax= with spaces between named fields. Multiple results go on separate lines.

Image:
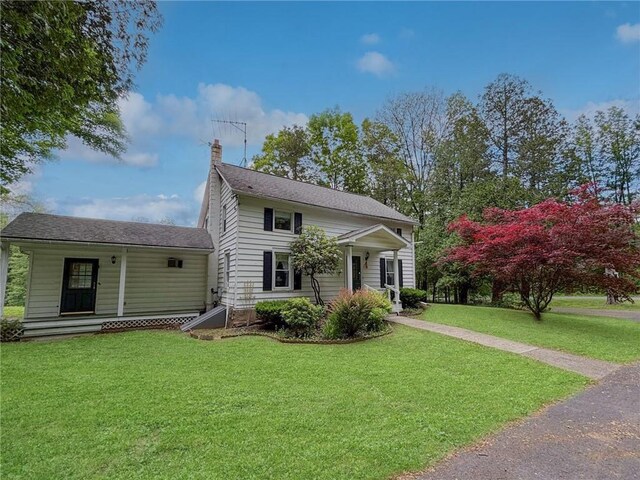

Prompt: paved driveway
xmin=407 ymin=362 xmax=640 ymax=480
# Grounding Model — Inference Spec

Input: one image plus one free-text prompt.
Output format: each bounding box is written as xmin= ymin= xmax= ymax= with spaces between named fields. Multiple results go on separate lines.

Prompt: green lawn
xmin=1 ymin=327 xmax=586 ymax=480
xmin=550 ymin=296 xmax=639 ymax=311
xmin=422 ymin=304 xmax=640 ymax=363
xmin=2 ymin=305 xmax=24 ymax=320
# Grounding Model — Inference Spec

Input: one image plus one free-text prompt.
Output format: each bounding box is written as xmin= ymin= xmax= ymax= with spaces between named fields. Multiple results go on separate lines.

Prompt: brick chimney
xmin=210 ymin=139 xmax=222 ymax=165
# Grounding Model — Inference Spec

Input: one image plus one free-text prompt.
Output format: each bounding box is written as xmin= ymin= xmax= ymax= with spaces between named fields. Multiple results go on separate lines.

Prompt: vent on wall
xmin=168 ymin=258 xmax=184 ymax=268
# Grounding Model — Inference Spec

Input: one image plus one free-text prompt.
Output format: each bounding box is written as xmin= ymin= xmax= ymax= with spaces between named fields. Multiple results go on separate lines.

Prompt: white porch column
xmin=346 ymin=245 xmax=353 ymax=291
xmin=0 ymin=242 xmax=9 ymax=318
xmin=393 ymin=249 xmax=401 ymax=312
xmin=117 ymin=247 xmax=127 ymax=317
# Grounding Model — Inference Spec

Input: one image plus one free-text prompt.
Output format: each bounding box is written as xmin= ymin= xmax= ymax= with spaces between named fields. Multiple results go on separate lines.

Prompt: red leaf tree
xmin=442 ymin=185 xmax=640 ymax=319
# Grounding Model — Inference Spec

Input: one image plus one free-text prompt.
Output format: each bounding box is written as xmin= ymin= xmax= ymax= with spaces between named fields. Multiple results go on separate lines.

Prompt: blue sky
xmin=18 ymin=1 xmax=640 ymax=225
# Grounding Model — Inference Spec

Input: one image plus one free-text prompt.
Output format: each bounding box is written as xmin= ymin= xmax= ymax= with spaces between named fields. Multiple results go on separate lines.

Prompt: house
xmin=0 ymin=140 xmax=417 ymax=337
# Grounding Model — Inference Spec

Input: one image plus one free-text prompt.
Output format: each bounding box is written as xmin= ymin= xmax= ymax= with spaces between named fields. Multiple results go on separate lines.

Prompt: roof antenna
xmin=211 ymin=119 xmax=248 ymax=167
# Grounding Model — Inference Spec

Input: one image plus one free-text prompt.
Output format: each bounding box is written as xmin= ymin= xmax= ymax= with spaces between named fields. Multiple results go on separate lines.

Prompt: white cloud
xmin=56 ymin=83 xmax=308 ymax=167
xmin=356 ymin=51 xmax=395 ymax=77
xmin=562 ymin=98 xmax=640 ymax=122
xmin=616 ymin=23 xmax=640 ymax=43
xmin=360 ymin=33 xmax=380 ymax=45
xmin=58 ymin=193 xmax=195 ymax=225
xmin=57 ymin=136 xmax=159 ymax=168
xmin=194 ymin=180 xmax=207 ymax=203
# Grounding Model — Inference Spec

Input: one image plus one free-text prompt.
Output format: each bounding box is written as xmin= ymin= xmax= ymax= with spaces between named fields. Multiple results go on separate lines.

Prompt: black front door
xmin=352 ymin=256 xmax=362 ymax=290
xmin=60 ymin=258 xmax=99 ymax=314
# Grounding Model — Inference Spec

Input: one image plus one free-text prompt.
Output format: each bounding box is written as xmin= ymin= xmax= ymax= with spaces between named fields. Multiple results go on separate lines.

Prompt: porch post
xmin=0 ymin=242 xmax=9 ymax=318
xmin=393 ymin=249 xmax=401 ymax=311
xmin=346 ymin=245 xmax=353 ymax=291
xmin=117 ymin=247 xmax=127 ymax=317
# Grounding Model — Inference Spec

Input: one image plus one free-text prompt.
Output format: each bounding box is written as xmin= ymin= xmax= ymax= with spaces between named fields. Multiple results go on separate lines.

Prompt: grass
xmin=421 ymin=304 xmax=640 ymax=363
xmin=550 ymin=296 xmax=639 ymax=311
xmin=1 ymin=327 xmax=586 ymax=480
xmin=2 ymin=305 xmax=24 ymax=320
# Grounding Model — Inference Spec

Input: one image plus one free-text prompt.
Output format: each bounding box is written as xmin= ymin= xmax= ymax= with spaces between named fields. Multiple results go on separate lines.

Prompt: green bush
xmin=367 ymin=307 xmax=388 ymax=332
xmin=0 ymin=318 xmax=23 ymax=342
xmin=281 ymin=297 xmax=324 ymax=338
xmin=324 ymin=289 xmax=391 ymax=339
xmin=400 ymin=288 xmax=428 ymax=308
xmin=255 ymin=300 xmax=289 ymax=327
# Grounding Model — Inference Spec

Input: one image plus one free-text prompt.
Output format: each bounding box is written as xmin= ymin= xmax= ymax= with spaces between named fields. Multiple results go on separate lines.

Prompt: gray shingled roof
xmin=217 ymin=164 xmax=418 ymax=225
xmin=1 ymin=213 xmax=214 ymax=250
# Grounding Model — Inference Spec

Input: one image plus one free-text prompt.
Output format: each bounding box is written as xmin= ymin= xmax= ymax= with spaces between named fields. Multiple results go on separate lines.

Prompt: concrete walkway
xmin=406 ymin=362 xmax=640 ymax=480
xmin=389 ymin=316 xmax=620 ymax=380
xmin=552 ymin=307 xmax=640 ymax=322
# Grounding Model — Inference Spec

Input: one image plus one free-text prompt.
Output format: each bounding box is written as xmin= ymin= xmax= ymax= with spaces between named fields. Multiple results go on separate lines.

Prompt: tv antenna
xmin=211 ymin=119 xmax=247 ymax=166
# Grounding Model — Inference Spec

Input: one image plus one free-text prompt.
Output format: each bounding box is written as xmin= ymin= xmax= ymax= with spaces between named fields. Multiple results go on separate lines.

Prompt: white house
xmin=0 ymin=140 xmax=417 ymax=337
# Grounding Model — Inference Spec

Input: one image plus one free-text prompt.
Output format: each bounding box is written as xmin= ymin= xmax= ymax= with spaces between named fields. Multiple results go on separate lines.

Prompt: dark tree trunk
xmin=491 ymin=279 xmax=504 ymax=303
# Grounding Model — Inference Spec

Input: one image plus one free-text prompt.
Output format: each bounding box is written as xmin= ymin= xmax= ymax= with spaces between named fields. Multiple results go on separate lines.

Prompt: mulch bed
xmin=187 ymin=324 xmax=393 ymax=344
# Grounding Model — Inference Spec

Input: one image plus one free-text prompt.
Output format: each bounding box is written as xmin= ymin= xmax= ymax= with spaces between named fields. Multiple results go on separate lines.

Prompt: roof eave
xmin=2 ymin=237 xmax=214 ymax=253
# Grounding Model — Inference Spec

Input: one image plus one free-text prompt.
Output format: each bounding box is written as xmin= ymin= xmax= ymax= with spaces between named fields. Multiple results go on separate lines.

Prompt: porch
xmin=337 ymin=224 xmax=409 ymax=313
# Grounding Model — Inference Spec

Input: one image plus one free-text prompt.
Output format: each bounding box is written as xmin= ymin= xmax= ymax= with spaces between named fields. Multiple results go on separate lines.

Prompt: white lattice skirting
xmin=101 ymin=314 xmax=197 ymax=331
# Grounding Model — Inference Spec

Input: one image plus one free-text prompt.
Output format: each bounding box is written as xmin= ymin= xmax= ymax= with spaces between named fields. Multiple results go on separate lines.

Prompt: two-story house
xmin=0 ymin=140 xmax=417 ymax=337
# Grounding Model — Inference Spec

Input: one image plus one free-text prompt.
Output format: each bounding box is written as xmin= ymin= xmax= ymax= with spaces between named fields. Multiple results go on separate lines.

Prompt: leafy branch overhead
xmin=0 ymin=0 xmax=162 ymax=192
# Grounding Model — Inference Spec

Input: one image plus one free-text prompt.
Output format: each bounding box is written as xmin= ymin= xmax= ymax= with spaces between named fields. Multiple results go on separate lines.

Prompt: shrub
xmin=400 ymin=288 xmax=428 ymax=308
xmin=0 ymin=318 xmax=23 ymax=342
xmin=281 ymin=297 xmax=324 ymax=337
xmin=367 ymin=307 xmax=388 ymax=332
xmin=255 ymin=300 xmax=289 ymax=327
xmin=324 ymin=289 xmax=391 ymax=339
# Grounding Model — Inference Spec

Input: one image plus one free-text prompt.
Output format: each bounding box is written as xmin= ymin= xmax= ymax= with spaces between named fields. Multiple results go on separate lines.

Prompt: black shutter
xmin=262 ymin=251 xmax=272 ymax=291
xmin=380 ymin=258 xmax=386 ymax=288
xmin=398 ymin=260 xmax=404 ymax=288
xmin=294 ymin=212 xmax=302 ymax=234
xmin=264 ymin=208 xmax=273 ymax=231
xmin=396 ymin=228 xmax=402 ymax=237
xmin=294 ymin=269 xmax=302 ymax=290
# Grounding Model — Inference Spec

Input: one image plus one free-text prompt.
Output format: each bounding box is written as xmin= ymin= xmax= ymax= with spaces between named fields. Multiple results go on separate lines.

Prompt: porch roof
xmin=1 ymin=213 xmax=214 ymax=251
xmin=336 ymin=224 xmax=409 ymax=250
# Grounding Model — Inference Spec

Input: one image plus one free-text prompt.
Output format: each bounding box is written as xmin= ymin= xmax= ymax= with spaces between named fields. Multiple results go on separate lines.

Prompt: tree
xmin=443 ymin=185 xmax=640 ymax=319
xmin=289 ymin=226 xmax=341 ymax=305
xmin=1 ymin=0 xmax=162 ymax=192
xmin=374 ymin=88 xmax=454 ymax=225
xmin=308 ymin=108 xmax=368 ymax=194
xmin=594 ymin=107 xmax=639 ymax=205
xmin=252 ymin=125 xmax=314 ymax=181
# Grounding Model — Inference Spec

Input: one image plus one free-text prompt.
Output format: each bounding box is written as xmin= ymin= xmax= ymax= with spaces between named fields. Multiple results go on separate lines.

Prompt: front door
xmin=352 ymin=256 xmax=362 ymax=290
xmin=60 ymin=258 xmax=99 ymax=314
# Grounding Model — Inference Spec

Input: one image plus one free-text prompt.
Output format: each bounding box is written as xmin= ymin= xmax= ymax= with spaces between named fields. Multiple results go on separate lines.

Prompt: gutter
xmin=1 ymin=237 xmax=214 ymax=253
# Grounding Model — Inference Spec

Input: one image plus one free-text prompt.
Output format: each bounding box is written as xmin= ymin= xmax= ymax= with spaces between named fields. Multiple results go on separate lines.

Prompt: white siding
xmin=216 ymin=180 xmax=238 ymax=305
xmin=230 ymin=195 xmax=415 ymax=307
xmin=21 ymin=243 xmax=208 ymax=323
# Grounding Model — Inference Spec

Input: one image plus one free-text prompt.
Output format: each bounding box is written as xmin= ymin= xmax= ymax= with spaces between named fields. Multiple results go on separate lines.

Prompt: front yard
xmin=421 ymin=304 xmax=640 ymax=363
xmin=1 ymin=326 xmax=586 ymax=479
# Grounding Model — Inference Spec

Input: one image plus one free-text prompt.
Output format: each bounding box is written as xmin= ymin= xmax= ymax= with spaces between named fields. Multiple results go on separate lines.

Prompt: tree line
xmin=252 ymin=73 xmax=640 ymax=303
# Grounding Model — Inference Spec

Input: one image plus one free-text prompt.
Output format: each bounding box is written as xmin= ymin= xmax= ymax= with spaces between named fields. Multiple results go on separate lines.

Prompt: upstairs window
xmin=274 ymin=210 xmax=292 ymax=232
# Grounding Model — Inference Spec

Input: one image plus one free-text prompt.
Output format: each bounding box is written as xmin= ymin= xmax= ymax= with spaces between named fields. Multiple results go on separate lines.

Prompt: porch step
xmin=180 ymin=305 xmax=227 ymax=331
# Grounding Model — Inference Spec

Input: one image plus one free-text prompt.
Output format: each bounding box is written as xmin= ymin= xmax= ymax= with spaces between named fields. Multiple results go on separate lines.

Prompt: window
xmin=274 ymin=210 xmax=292 ymax=231
xmin=385 ymin=258 xmax=395 ymax=286
xmin=224 ymin=252 xmax=231 ymax=289
xmin=274 ymin=252 xmax=291 ymax=288
xmin=68 ymin=261 xmax=94 ymax=288
xmin=222 ymin=205 xmax=227 ymax=233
